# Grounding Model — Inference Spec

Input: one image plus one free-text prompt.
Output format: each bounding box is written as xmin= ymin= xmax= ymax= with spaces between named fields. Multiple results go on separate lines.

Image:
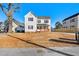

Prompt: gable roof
xmin=25 ymin=11 xmax=50 ymax=19
xmin=25 ymin=11 xmax=36 ymax=17
xmin=63 ymin=13 xmax=79 ymax=22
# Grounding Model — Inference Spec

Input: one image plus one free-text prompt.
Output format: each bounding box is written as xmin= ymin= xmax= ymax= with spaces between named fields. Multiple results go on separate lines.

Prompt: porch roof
xmin=37 ymin=24 xmax=49 ymax=26
xmin=37 ymin=16 xmax=50 ymax=19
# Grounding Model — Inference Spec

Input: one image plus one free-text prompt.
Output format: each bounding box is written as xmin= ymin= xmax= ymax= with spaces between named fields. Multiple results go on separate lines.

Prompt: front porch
xmin=37 ymin=24 xmax=50 ymax=32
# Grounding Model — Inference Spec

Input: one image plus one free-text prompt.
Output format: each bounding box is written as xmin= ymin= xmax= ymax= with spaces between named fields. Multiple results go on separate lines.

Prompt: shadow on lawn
xmin=7 ymin=34 xmax=74 ymax=56
xmin=49 ymin=38 xmax=79 ymax=45
xmin=59 ymin=38 xmax=76 ymax=41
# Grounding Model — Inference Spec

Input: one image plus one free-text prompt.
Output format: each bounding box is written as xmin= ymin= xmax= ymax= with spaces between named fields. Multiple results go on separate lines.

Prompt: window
xmin=28 ymin=25 xmax=33 ymax=29
xmin=70 ymin=25 xmax=75 ymax=28
xmin=28 ymin=18 xmax=33 ymax=21
xmin=38 ymin=20 xmax=41 ymax=23
xmin=70 ymin=25 xmax=75 ymax=29
xmin=70 ymin=18 xmax=75 ymax=23
xmin=44 ymin=20 xmax=49 ymax=23
xmin=63 ymin=26 xmax=67 ymax=29
xmin=37 ymin=26 xmax=42 ymax=29
xmin=63 ymin=21 xmax=66 ymax=24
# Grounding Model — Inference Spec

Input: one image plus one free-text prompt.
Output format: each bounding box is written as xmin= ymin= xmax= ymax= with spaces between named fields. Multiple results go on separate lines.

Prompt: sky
xmin=0 ymin=3 xmax=79 ymax=28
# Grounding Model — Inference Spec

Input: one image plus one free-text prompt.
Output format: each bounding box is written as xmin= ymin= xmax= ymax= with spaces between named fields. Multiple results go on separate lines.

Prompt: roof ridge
xmin=63 ymin=13 xmax=79 ymax=22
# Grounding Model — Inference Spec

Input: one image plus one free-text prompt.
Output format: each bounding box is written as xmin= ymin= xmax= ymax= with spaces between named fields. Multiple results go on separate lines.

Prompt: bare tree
xmin=0 ymin=3 xmax=20 ymax=32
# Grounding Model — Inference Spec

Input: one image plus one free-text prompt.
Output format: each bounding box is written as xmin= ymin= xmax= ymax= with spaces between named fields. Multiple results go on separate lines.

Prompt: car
xmin=15 ymin=26 xmax=25 ymax=33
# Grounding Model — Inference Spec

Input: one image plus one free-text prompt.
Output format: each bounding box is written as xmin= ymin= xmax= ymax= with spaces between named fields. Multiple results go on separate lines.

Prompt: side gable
xmin=24 ymin=11 xmax=36 ymax=18
xmin=25 ymin=11 xmax=50 ymax=20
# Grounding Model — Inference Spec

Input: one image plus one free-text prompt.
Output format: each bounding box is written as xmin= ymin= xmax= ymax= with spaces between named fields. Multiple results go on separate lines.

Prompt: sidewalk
xmin=0 ymin=47 xmax=79 ymax=56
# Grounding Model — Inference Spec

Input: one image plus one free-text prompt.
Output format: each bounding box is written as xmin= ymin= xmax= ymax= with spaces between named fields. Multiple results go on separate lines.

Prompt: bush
xmin=54 ymin=28 xmax=77 ymax=33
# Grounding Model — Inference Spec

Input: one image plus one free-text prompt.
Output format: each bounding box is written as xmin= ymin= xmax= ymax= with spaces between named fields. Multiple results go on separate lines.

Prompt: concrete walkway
xmin=0 ymin=47 xmax=79 ymax=56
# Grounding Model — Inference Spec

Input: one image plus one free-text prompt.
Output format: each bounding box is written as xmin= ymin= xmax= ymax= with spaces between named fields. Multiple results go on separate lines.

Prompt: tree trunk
xmin=8 ymin=16 xmax=13 ymax=33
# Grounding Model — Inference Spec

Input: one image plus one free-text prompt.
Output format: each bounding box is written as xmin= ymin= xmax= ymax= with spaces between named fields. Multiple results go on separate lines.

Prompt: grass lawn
xmin=0 ymin=32 xmax=78 ymax=48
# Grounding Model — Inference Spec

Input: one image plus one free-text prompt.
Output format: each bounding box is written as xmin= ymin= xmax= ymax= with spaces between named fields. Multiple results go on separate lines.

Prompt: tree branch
xmin=0 ymin=4 xmax=7 ymax=16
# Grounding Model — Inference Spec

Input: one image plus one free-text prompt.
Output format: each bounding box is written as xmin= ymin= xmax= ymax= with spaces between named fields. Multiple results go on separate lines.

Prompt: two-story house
xmin=25 ymin=11 xmax=51 ymax=32
xmin=62 ymin=13 xmax=79 ymax=32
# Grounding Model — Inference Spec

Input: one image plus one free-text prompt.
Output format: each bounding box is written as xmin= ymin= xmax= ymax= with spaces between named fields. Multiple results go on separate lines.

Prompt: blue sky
xmin=0 ymin=3 xmax=79 ymax=28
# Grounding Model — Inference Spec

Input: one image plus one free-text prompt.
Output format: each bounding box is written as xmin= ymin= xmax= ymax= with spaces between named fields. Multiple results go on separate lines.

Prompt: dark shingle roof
xmin=37 ymin=16 xmax=50 ymax=19
xmin=37 ymin=24 xmax=49 ymax=26
xmin=63 ymin=13 xmax=79 ymax=22
xmin=29 ymin=11 xmax=50 ymax=19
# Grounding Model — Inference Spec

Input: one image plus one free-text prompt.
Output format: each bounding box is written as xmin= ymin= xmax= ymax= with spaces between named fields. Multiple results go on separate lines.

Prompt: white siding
xmin=77 ymin=15 xmax=79 ymax=29
xmin=37 ymin=19 xmax=43 ymax=24
xmin=12 ymin=21 xmax=18 ymax=32
xmin=37 ymin=19 xmax=50 ymax=24
xmin=37 ymin=19 xmax=51 ymax=31
xmin=25 ymin=12 xmax=51 ymax=32
xmin=63 ymin=19 xmax=70 ymax=29
xmin=63 ymin=15 xmax=79 ymax=30
xmin=25 ymin=12 xmax=37 ymax=32
xmin=48 ymin=19 xmax=51 ymax=31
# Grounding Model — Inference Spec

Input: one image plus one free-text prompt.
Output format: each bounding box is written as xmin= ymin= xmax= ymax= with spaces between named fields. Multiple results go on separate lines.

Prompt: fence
xmin=54 ymin=28 xmax=78 ymax=33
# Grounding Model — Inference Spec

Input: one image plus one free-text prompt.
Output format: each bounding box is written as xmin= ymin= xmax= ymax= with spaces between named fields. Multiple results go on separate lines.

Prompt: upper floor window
xmin=63 ymin=21 xmax=66 ymax=24
xmin=44 ymin=20 xmax=49 ymax=23
xmin=28 ymin=25 xmax=33 ymax=29
xmin=38 ymin=20 xmax=41 ymax=23
xmin=28 ymin=18 xmax=33 ymax=21
xmin=70 ymin=18 xmax=75 ymax=23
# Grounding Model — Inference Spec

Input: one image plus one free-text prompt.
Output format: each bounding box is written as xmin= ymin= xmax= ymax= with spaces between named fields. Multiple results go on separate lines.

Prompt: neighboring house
xmin=0 ymin=22 xmax=4 ymax=32
xmin=62 ymin=13 xmax=79 ymax=32
xmin=25 ymin=11 xmax=51 ymax=32
xmin=12 ymin=19 xmax=24 ymax=32
xmin=4 ymin=19 xmax=24 ymax=33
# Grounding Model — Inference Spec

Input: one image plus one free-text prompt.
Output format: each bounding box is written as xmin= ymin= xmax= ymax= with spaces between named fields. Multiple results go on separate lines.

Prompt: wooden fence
xmin=54 ymin=28 xmax=79 ymax=33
